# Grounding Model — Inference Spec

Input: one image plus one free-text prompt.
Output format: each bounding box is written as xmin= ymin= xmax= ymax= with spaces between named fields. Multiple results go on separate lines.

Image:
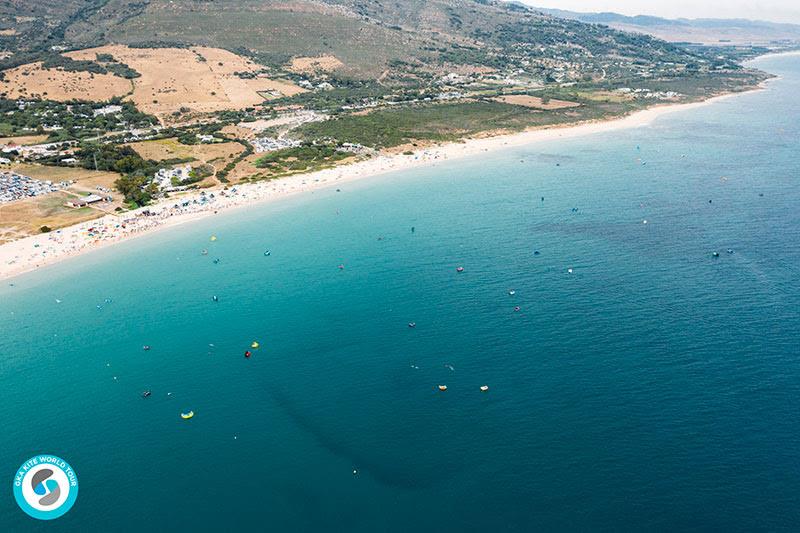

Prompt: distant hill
xmin=0 ymin=0 xmax=728 ymax=80
xmin=536 ymin=7 xmax=800 ymax=46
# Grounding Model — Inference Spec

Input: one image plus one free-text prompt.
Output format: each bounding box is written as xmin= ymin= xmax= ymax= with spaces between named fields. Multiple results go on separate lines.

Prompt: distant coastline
xmin=0 ymin=78 xmax=774 ymax=283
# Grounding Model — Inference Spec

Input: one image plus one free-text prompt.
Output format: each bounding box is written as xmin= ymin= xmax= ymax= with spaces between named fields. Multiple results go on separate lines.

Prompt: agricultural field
xmin=0 ymin=61 xmax=132 ymax=101
xmin=65 ymin=45 xmax=306 ymax=121
xmin=3 ymin=45 xmax=306 ymax=123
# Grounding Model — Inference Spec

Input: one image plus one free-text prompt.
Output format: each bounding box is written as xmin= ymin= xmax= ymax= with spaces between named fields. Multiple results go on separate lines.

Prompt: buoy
xmin=181 ymin=411 xmax=194 ymax=420
xmin=480 ymin=385 xmax=489 ymax=392
xmin=244 ymin=351 xmax=252 ymax=358
xmin=438 ymin=385 xmax=447 ymax=391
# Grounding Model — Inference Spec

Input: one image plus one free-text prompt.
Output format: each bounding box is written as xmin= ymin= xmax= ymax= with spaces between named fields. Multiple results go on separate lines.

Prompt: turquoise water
xmin=2 ymin=54 xmax=799 ymax=531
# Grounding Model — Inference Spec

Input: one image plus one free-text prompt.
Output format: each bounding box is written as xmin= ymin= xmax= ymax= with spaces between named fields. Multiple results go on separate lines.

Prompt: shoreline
xmin=0 ymin=84 xmax=769 ymax=283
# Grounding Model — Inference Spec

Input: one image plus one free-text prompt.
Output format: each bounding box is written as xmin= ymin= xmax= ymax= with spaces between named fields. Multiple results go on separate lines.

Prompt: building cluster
xmin=252 ymin=137 xmax=302 ymax=153
xmin=0 ymin=171 xmax=62 ymax=203
xmin=153 ymin=165 xmax=193 ymax=191
xmin=616 ymin=88 xmax=682 ymax=100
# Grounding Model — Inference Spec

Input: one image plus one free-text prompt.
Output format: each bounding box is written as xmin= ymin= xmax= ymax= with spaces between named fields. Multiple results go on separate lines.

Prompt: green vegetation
xmin=297 ymin=101 xmax=610 ymax=148
xmin=216 ymin=139 xmax=254 ymax=183
xmin=75 ymin=143 xmax=159 ymax=206
xmin=0 ymin=98 xmax=156 ymax=141
xmin=40 ymin=54 xmax=140 ymax=79
xmin=254 ymin=144 xmax=349 ymax=174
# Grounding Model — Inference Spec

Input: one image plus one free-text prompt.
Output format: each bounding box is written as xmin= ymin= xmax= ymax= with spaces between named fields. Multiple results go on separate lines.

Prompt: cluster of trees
xmin=41 ymin=54 xmax=140 ymax=79
xmin=76 ymin=143 xmax=159 ymax=206
xmin=254 ymin=143 xmax=348 ymax=172
xmin=0 ymin=98 xmax=156 ymax=140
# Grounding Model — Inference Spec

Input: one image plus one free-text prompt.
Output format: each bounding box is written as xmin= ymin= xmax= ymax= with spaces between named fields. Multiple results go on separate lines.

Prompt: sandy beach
xmin=0 ymin=88 xmax=765 ymax=282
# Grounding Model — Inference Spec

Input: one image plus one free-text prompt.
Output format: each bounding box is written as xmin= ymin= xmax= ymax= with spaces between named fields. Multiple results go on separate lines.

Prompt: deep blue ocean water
xmin=1 ymin=54 xmax=799 ymax=532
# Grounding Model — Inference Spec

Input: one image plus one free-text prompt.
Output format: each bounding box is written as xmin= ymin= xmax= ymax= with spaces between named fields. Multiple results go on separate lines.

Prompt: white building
xmin=153 ymin=165 xmax=193 ymax=191
xmin=93 ymin=105 xmax=123 ymax=117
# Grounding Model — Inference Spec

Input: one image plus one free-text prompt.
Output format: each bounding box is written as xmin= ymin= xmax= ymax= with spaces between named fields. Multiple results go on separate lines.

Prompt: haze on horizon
xmin=521 ymin=1 xmax=800 ymax=25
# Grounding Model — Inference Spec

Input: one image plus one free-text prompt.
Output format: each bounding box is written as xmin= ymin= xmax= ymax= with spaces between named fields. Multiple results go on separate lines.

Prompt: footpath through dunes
xmin=1 ymin=45 xmax=307 ymax=123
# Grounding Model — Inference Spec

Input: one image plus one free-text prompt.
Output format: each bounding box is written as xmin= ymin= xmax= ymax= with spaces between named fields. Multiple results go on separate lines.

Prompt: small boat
xmin=251 ymin=341 xmax=260 ymax=349
xmin=181 ymin=411 xmax=194 ymax=419
xmin=533 ymin=250 xmax=541 ymax=256
xmin=480 ymin=385 xmax=489 ymax=392
xmin=264 ymin=250 xmax=271 ymax=256
xmin=727 ymin=249 xmax=734 ymax=254
xmin=213 ymin=258 xmax=220 ymax=264
xmin=338 ymin=264 xmax=345 ymax=270
xmin=143 ymin=345 xmax=151 ymax=351
xmin=712 ymin=252 xmax=720 ymax=258
xmin=438 ymin=385 xmax=447 ymax=391
xmin=212 ymin=296 xmax=219 ymax=302
xmin=142 ymin=390 xmax=152 ymax=398
xmin=456 ymin=266 xmax=464 ymax=273
xmin=201 ymin=249 xmax=208 ymax=256
xmin=568 ymin=268 xmax=573 ymax=274
xmin=514 ymin=306 xmax=521 ymax=312
xmin=408 ymin=322 xmax=416 ymax=328
xmin=508 ymin=290 xmax=516 ymax=296
xmin=210 ymin=235 xmax=217 ymax=242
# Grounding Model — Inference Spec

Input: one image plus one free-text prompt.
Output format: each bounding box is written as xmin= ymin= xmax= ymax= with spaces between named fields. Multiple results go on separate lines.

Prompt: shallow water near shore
xmin=1 ymin=54 xmax=799 ymax=531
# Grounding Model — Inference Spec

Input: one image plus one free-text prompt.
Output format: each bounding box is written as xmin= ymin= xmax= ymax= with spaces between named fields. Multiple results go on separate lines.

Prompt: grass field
xmin=491 ymin=95 xmax=581 ymax=110
xmin=65 ymin=45 xmax=305 ymax=121
xmin=0 ymin=192 xmax=103 ymax=243
xmin=125 ymin=137 xmax=244 ymax=166
xmin=0 ymin=134 xmax=50 ymax=146
xmin=298 ymin=100 xmax=634 ymax=148
xmin=0 ymin=61 xmax=132 ymax=101
xmin=112 ymin=1 xmax=426 ymax=78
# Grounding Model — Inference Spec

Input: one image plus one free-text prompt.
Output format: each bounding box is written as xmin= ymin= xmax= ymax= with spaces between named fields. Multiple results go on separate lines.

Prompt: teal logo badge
xmin=13 ymin=455 xmax=78 ymax=520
